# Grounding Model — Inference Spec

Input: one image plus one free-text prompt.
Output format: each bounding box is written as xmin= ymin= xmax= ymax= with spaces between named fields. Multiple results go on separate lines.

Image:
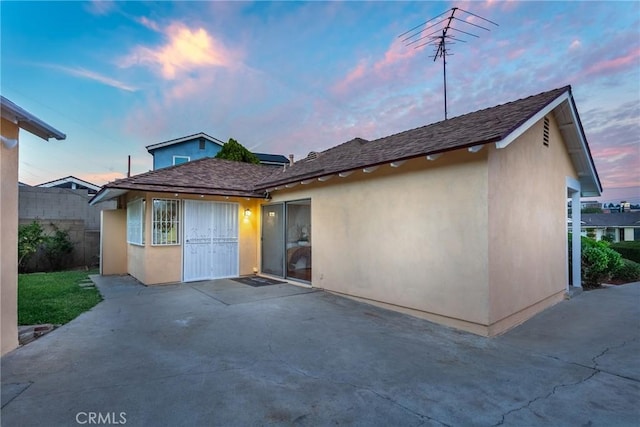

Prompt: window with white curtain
xmin=152 ymin=199 xmax=180 ymax=245
xmin=127 ymin=198 xmax=145 ymax=245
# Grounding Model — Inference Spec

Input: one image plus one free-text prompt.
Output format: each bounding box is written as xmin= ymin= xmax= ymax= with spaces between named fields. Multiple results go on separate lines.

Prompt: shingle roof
xmin=581 ymin=212 xmax=640 ymax=227
xmin=256 ymin=86 xmax=571 ymax=189
xmin=92 ymin=85 xmax=598 ymax=205
xmin=92 ymin=158 xmax=275 ymax=201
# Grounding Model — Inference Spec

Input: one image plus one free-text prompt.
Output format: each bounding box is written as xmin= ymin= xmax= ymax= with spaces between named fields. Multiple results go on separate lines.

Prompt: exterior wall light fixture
xmin=244 ymin=208 xmax=251 ymax=217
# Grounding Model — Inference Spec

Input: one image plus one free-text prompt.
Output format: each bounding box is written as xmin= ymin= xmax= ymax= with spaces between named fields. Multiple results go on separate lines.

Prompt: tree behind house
xmin=215 ymin=138 xmax=260 ymax=164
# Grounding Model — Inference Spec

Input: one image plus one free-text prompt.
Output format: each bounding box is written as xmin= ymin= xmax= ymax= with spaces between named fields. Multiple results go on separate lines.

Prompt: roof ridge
xmin=367 ymin=86 xmax=571 ymax=145
xmin=255 ymin=86 xmax=575 ymax=190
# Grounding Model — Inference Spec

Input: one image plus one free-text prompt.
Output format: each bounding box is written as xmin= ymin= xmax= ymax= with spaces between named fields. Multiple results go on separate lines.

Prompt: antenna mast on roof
xmin=399 ymin=7 xmax=498 ymax=120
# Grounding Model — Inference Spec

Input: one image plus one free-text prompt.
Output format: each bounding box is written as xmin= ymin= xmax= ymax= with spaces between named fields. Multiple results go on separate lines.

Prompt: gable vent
xmin=543 ymin=116 xmax=550 ymax=147
xmin=306 ymin=151 xmax=320 ymax=161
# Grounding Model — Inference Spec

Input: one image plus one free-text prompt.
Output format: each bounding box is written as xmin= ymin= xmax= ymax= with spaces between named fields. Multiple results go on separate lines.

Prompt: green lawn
xmin=18 ymin=270 xmax=102 ymax=325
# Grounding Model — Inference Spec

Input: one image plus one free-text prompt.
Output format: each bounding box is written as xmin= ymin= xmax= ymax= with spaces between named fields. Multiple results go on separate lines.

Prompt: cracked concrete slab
xmin=1 ymin=277 xmax=638 ymax=426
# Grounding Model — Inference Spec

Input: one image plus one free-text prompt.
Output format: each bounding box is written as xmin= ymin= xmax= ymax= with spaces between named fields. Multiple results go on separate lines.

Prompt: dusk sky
xmin=2 ymin=1 xmax=638 ymax=204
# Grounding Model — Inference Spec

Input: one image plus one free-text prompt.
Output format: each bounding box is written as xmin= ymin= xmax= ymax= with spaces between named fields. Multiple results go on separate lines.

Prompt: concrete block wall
xmin=18 ymin=187 xmax=115 ymax=271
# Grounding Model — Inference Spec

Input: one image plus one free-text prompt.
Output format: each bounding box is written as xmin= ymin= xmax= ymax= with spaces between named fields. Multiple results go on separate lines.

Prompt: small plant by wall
xmin=17 ymin=221 xmax=75 ymax=273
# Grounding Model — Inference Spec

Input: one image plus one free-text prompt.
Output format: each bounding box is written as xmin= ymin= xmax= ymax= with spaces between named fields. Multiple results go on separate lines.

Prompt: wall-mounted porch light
xmin=244 ymin=208 xmax=252 ymax=217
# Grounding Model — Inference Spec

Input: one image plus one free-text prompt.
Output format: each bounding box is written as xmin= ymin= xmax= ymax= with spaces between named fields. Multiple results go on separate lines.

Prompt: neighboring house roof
xmin=91 ymin=158 xmax=275 ymax=204
xmin=256 ymin=86 xmax=601 ymax=196
xmin=91 ymin=86 xmax=602 ymax=205
xmin=37 ymin=176 xmax=101 ymax=193
xmin=581 ymin=213 xmax=640 ymax=227
xmin=254 ymin=153 xmax=290 ymax=165
xmin=145 ymin=132 xmax=225 ymax=153
xmin=1 ymin=96 xmax=66 ymax=141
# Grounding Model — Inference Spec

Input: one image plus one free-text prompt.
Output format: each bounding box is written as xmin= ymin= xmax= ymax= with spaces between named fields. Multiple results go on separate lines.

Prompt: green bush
xmin=610 ymin=241 xmax=640 ymax=263
xmin=42 ymin=225 xmax=74 ymax=271
xmin=612 ymin=258 xmax=640 ymax=283
xmin=18 ymin=221 xmax=46 ymax=270
xmin=581 ymin=237 xmax=623 ymax=288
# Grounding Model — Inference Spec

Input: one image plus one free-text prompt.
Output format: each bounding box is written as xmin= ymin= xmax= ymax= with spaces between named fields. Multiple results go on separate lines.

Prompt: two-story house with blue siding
xmin=146 ymin=132 xmax=289 ymax=170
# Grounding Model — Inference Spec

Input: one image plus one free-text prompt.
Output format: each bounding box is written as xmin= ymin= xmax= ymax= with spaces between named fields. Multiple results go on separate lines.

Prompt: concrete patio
xmin=1 ymin=276 xmax=639 ymax=426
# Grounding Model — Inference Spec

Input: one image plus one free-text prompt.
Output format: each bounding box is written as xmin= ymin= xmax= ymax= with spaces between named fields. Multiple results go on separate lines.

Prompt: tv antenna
xmin=399 ymin=7 xmax=498 ymax=120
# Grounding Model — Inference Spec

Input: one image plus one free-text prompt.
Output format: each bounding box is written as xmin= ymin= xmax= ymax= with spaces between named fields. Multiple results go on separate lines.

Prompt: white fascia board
xmin=495 ymin=91 xmax=570 ymax=149
xmin=1 ymin=96 xmax=66 ymax=141
xmin=89 ymin=188 xmax=128 ymax=205
xmin=565 ymin=96 xmax=602 ymax=196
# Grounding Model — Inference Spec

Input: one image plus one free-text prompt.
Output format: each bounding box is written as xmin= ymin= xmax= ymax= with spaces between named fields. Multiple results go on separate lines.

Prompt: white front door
xmin=183 ymin=200 xmax=239 ymax=282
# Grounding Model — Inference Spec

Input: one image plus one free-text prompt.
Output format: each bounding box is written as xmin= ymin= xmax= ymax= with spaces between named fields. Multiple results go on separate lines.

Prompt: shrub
xmin=612 ymin=258 xmax=640 ymax=283
xmin=581 ymin=237 xmax=623 ymax=289
xmin=610 ymin=241 xmax=640 ymax=263
xmin=215 ymin=138 xmax=260 ymax=164
xmin=18 ymin=221 xmax=46 ymax=270
xmin=42 ymin=225 xmax=74 ymax=271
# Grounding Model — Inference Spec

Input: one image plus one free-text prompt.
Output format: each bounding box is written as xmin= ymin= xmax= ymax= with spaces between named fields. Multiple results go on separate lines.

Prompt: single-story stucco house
xmin=581 ymin=212 xmax=640 ymax=242
xmin=1 ymin=96 xmax=65 ymax=355
xmin=91 ymin=86 xmax=601 ymax=336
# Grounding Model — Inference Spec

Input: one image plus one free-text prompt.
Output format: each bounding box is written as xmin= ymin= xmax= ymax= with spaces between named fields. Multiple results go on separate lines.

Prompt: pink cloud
xmin=81 ymin=171 xmax=126 ymax=186
xmin=582 ymin=47 xmax=640 ymax=78
xmin=331 ymin=38 xmax=420 ymax=97
xmin=332 ymin=61 xmax=367 ymax=95
xmin=507 ymin=48 xmax=525 ymax=60
xmin=120 ymin=22 xmax=241 ymax=79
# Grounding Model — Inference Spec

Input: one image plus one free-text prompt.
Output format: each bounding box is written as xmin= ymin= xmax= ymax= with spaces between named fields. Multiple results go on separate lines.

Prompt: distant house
xmin=1 ymin=96 xmax=65 ymax=355
xmin=145 ymin=132 xmax=289 ymax=170
xmin=581 ymin=212 xmax=640 ymax=242
xmin=92 ymin=86 xmax=600 ymax=337
xmin=38 ymin=175 xmax=101 ymax=195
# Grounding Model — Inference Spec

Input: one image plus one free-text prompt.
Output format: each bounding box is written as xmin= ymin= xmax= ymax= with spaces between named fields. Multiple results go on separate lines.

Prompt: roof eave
xmin=90 ymin=183 xmax=267 ymax=205
xmin=1 ymin=96 xmax=66 ymax=141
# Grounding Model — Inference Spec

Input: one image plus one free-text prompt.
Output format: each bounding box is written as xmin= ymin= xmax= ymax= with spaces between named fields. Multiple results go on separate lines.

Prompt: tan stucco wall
xmin=269 ymin=151 xmax=491 ymax=328
xmin=487 ymin=115 xmax=578 ymax=334
xmin=119 ymin=192 xmax=259 ymax=285
xmin=101 ymin=209 xmax=127 ymax=275
xmin=1 ymin=117 xmax=19 ymax=355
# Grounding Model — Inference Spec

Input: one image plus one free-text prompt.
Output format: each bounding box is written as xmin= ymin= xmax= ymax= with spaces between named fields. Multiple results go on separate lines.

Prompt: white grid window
xmin=152 ymin=199 xmax=180 ymax=245
xmin=127 ymin=199 xmax=145 ymax=245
